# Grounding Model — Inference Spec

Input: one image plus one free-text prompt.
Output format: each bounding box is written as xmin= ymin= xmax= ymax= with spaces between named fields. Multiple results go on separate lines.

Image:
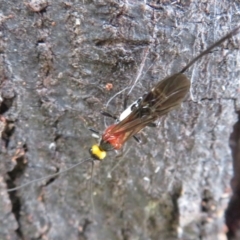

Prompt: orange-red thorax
xmin=102 ymin=124 xmax=126 ymax=150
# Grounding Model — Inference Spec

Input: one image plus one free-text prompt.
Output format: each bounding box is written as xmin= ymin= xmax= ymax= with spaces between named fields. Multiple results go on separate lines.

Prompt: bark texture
xmin=0 ymin=0 xmax=240 ymax=240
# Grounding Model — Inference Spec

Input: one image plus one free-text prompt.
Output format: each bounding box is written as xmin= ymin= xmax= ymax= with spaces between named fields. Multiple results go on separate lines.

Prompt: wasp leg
xmin=89 ymin=128 xmax=100 ymax=139
xmin=123 ymin=95 xmax=129 ymax=109
xmin=100 ymin=111 xmax=118 ymax=120
xmin=88 ymin=128 xmax=100 ymax=134
xmin=133 ymin=135 xmax=141 ymax=143
xmin=147 ymin=122 xmax=157 ymax=127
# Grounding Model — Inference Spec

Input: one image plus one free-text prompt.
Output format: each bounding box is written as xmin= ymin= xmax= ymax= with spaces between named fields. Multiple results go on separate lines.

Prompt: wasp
xmin=89 ymin=25 xmax=240 ymax=161
xmin=7 ymin=25 xmax=240 ymax=192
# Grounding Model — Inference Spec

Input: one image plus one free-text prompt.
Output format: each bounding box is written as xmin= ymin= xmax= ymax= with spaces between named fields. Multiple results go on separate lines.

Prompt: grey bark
xmin=0 ymin=0 xmax=240 ymax=240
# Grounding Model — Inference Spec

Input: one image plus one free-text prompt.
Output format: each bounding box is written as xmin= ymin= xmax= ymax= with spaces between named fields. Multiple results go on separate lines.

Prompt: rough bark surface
xmin=0 ymin=0 xmax=240 ymax=240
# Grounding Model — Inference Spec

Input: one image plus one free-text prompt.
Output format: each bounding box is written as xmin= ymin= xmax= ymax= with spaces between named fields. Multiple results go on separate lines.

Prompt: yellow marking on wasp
xmin=91 ymin=144 xmax=106 ymax=160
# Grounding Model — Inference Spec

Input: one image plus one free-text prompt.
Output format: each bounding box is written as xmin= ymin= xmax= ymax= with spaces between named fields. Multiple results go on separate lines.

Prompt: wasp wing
xmin=106 ymin=73 xmax=190 ymax=145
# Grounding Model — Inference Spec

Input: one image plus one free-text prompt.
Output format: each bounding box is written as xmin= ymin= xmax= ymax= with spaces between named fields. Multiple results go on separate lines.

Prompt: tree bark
xmin=0 ymin=0 xmax=240 ymax=239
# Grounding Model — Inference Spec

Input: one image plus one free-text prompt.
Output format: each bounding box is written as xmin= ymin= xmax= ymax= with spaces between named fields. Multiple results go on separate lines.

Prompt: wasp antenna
xmin=89 ymin=160 xmax=96 ymax=222
xmin=7 ymin=158 xmax=93 ymax=192
xmin=126 ymin=46 xmax=150 ymax=96
xmin=180 ymin=25 xmax=240 ymax=73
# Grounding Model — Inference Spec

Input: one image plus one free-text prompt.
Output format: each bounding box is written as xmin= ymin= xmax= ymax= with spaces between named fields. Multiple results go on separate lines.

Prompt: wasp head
xmin=89 ymin=144 xmax=107 ymax=160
